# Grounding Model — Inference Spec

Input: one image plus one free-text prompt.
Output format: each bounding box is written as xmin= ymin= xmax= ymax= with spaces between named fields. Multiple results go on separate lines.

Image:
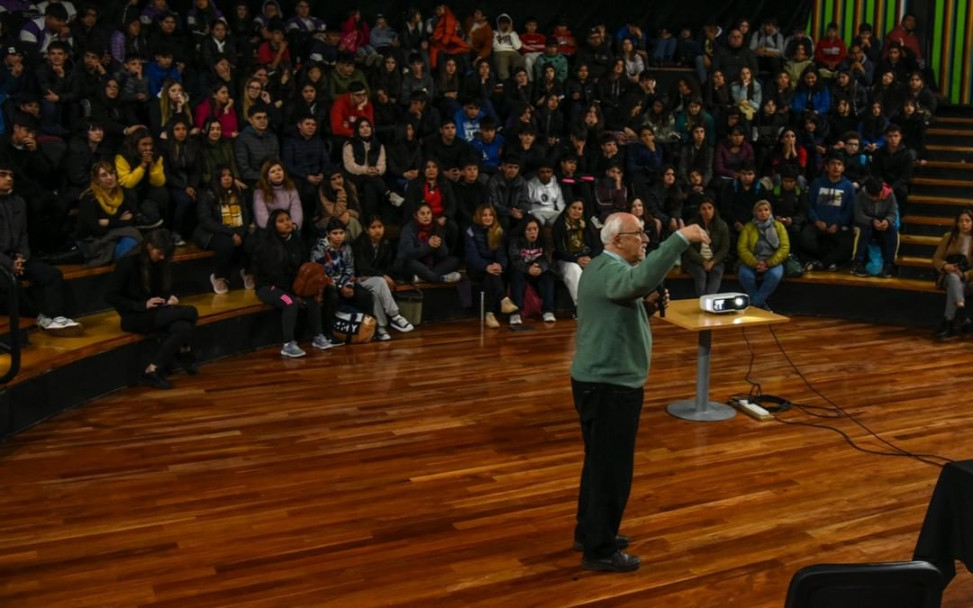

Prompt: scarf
xmin=754 ymin=216 xmax=779 ymax=261
xmin=90 ymin=183 xmax=124 ymax=216
xmin=219 ymin=190 xmax=244 ymax=228
xmin=565 ymin=216 xmax=586 ymax=255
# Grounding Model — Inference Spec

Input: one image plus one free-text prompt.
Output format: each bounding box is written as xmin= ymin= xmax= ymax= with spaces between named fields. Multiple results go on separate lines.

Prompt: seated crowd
xmin=0 ymin=2 xmax=946 ymax=385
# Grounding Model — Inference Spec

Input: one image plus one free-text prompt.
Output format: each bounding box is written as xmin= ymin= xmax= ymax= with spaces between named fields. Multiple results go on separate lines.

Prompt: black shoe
xmin=42 ymin=244 xmax=84 ymax=265
xmin=935 ymin=317 xmax=956 ymax=340
xmin=880 ymin=264 xmax=896 ymax=279
xmin=581 ymin=550 xmax=641 ymax=572
xmin=804 ymin=260 xmax=823 ymax=272
xmin=140 ymin=370 xmax=173 ymax=390
xmin=573 ymin=534 xmax=630 ymax=552
xmin=176 ymin=351 xmax=199 ymax=375
xmin=850 ymin=261 xmax=868 ymax=277
xmin=826 ymin=262 xmax=839 ymax=272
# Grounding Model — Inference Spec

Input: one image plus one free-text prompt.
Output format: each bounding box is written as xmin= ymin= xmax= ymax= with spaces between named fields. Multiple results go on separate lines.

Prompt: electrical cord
xmin=733 ymin=325 xmax=952 ymax=468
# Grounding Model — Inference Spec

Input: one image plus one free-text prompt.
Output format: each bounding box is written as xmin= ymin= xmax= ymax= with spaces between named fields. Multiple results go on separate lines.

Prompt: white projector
xmin=699 ymin=292 xmax=750 ymax=314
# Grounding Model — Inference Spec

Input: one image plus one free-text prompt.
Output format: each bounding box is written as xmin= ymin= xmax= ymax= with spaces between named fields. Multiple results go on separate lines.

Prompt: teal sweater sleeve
xmin=570 ymin=234 xmax=689 ymax=388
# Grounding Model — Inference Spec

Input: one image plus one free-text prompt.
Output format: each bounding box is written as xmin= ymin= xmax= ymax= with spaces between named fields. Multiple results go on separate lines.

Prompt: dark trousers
xmin=256 ymin=285 xmax=322 ymax=343
xmin=854 ymin=223 xmax=899 ymax=264
xmin=167 ymin=187 xmax=196 ymax=237
xmin=467 ymin=268 xmax=505 ymax=314
xmin=207 ymin=233 xmax=253 ymax=281
xmin=321 ymin=283 xmax=374 ymax=333
xmin=799 ymin=225 xmax=855 ymax=267
xmin=399 ymin=256 xmax=460 ymax=283
xmin=509 ymin=268 xmax=555 ymax=313
xmin=572 ymin=378 xmax=644 ymax=559
xmin=18 ymin=259 xmax=65 ymax=317
xmin=120 ymin=305 xmax=198 ymax=370
xmin=26 ymin=192 xmax=71 ymax=254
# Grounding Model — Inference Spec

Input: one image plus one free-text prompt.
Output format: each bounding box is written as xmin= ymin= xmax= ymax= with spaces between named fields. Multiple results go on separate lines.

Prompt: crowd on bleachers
xmin=0 ymin=1 xmax=946 ymax=385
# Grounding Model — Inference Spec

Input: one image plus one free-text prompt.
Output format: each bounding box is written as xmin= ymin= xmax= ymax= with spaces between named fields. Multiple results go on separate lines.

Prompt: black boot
xmin=935 ymin=317 xmax=956 ymax=339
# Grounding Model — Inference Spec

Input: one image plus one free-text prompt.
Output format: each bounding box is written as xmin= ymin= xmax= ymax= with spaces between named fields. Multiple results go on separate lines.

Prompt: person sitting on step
xmin=104 ymin=229 xmax=198 ymax=389
xmin=932 ymin=208 xmax=973 ymax=339
xmin=0 ymin=162 xmax=83 ymax=337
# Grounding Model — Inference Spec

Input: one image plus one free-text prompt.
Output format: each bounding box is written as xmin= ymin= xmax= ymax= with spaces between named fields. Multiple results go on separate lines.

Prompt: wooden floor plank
xmin=0 ymin=316 xmax=972 ymax=607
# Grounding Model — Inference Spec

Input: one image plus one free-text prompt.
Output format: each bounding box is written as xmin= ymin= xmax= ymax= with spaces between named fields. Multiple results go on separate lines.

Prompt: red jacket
xmin=330 ymin=93 xmax=374 ymax=138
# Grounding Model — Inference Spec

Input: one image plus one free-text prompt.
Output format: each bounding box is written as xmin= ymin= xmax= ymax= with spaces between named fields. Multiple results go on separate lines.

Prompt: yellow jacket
xmin=115 ymin=154 xmax=166 ymax=189
xmin=737 ymin=220 xmax=790 ymax=269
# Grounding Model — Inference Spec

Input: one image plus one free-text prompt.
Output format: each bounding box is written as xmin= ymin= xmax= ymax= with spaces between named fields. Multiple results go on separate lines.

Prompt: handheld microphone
xmin=656 ymin=281 xmax=666 ymax=318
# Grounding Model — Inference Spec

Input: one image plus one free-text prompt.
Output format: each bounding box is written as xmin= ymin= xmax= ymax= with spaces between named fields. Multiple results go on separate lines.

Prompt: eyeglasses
xmin=617 ymin=231 xmax=648 ymax=240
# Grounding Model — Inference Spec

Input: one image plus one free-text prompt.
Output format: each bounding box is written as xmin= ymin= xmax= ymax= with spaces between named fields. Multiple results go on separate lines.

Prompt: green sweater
xmin=570 ymin=234 xmax=689 ymax=388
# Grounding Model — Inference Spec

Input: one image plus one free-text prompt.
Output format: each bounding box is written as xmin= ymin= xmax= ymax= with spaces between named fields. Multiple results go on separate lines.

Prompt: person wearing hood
xmin=527 ymin=160 xmax=564 ymax=226
xmin=492 ymin=13 xmax=523 ymax=81
xmin=851 ymin=177 xmax=898 ymax=278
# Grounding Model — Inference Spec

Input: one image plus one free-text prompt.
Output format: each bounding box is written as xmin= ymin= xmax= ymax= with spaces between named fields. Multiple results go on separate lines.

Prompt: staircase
xmin=899 ymin=106 xmax=973 ymax=280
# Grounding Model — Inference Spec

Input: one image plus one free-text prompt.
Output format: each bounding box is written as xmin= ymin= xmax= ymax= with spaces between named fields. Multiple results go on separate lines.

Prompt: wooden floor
xmin=1 ymin=315 xmax=972 ymax=607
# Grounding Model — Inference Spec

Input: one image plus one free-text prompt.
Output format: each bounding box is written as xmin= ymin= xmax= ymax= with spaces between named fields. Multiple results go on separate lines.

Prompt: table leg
xmin=666 ymin=329 xmax=737 ymax=421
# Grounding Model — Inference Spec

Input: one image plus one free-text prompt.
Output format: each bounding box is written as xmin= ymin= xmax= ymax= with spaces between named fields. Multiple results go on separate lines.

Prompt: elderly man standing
xmin=571 ymin=214 xmax=708 ymax=572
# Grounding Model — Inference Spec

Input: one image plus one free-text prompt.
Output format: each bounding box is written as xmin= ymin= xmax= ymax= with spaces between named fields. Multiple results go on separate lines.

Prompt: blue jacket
xmin=808 ymin=176 xmax=856 ymax=227
xmin=464 ymin=224 xmax=508 ymax=272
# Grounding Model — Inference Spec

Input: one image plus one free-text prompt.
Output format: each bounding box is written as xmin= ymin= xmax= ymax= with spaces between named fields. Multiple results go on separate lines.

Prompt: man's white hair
xmin=600 ymin=213 xmax=629 ymax=244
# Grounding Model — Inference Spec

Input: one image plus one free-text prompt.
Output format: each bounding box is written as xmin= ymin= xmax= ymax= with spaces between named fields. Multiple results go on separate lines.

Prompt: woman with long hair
xmin=464 ymin=204 xmax=511 ymax=328
xmin=161 ymin=117 xmax=202 ymax=246
xmin=76 ymin=161 xmax=144 ymax=266
xmin=619 ymin=38 xmax=645 ymax=82
xmin=932 ymin=208 xmax=973 ymax=338
xmin=342 ymin=118 xmax=389 ymax=217
xmin=194 ymin=166 xmax=254 ymax=294
xmin=507 ymin=216 xmax=557 ymax=325
xmin=682 ymin=197 xmax=729 ymax=296
xmin=105 ymin=229 xmax=199 ymax=390
xmin=315 ymin=169 xmax=363 ymax=239
xmin=198 ymin=118 xmax=245 ymax=187
xmin=253 ymin=159 xmax=302 ymax=230
xmin=194 ymin=82 xmax=239 ymax=139
xmin=767 ymin=127 xmax=807 ymax=185
xmin=150 ymin=79 xmax=193 ymax=138
xmin=552 ymin=199 xmax=601 ymax=309
xmin=730 ymin=66 xmax=762 ymax=121
xmin=435 ymin=56 xmax=463 ymax=118
xmin=254 ymin=209 xmax=331 ymax=357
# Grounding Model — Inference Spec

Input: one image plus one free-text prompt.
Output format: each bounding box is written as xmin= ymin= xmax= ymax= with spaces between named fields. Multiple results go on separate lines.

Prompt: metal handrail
xmin=0 ymin=264 xmax=21 ymax=385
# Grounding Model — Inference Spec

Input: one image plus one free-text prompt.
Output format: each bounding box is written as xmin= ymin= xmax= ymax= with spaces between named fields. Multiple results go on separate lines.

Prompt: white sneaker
xmin=389 ymin=314 xmax=414 ymax=332
xmin=311 ymin=334 xmax=333 ymax=350
xmin=375 ymin=327 xmax=391 ymax=341
xmin=543 ymin=312 xmax=556 ymax=323
xmin=509 ymin=313 xmax=522 ymax=326
xmin=39 ymin=315 xmax=84 ymax=336
xmin=484 ymin=312 xmax=500 ymax=328
xmin=389 ymin=192 xmax=405 ymax=207
xmin=442 ymin=271 xmax=462 ymax=283
xmin=172 ymin=232 xmax=186 ymax=246
xmin=280 ymin=341 xmax=306 ymax=358
xmin=210 ymin=274 xmax=229 ymax=295
xmin=500 ymin=297 xmax=519 ymax=314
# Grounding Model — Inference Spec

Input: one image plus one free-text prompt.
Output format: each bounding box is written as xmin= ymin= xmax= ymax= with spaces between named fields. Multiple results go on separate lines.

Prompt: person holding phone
xmin=105 ymin=229 xmax=199 ymax=390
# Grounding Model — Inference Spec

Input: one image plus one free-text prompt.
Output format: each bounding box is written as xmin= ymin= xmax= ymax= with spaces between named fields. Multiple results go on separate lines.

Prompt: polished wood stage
xmin=1 ymin=314 xmax=972 ymax=607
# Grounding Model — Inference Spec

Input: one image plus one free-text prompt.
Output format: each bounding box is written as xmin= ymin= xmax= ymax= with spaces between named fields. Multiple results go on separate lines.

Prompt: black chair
xmin=783 ymin=561 xmax=943 ymax=608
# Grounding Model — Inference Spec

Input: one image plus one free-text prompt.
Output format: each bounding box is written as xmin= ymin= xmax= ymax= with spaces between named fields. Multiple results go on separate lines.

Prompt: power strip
xmin=729 ymin=398 xmax=774 ymax=421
